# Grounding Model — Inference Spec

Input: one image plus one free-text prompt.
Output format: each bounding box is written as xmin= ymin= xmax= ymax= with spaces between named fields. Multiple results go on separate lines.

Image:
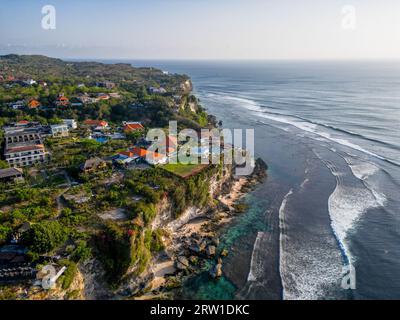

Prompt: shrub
xmin=25 ymin=221 xmax=67 ymax=254
xmin=70 ymin=240 xmax=92 ymax=262
xmin=59 ymin=259 xmax=77 ymax=290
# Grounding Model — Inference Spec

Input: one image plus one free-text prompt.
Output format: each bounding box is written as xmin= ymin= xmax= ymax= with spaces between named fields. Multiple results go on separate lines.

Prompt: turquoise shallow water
xmin=180 ymin=195 xmax=270 ymax=299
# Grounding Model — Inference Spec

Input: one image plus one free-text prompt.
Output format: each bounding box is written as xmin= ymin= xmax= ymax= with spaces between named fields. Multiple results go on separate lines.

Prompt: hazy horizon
xmin=1 ymin=0 xmax=399 ymax=60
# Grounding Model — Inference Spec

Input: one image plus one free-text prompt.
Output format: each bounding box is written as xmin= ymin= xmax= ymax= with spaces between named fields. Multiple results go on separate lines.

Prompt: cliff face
xmin=151 ymin=164 xmax=234 ymax=232
xmin=180 ymin=79 xmax=193 ymax=94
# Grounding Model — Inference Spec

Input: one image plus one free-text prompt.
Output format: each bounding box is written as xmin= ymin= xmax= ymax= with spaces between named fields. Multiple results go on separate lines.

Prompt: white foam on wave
xmin=314 ymin=154 xmax=386 ymax=265
xmin=343 ymin=157 xmax=387 ymax=207
xmin=344 ymin=158 xmax=379 ymax=181
xmin=278 ymin=189 xmax=293 ymax=299
xmin=247 ymin=232 xmax=268 ymax=282
xmin=222 ymin=95 xmax=264 ymax=112
xmin=328 ymin=179 xmax=377 ymax=263
xmin=279 ymin=186 xmax=343 ymax=300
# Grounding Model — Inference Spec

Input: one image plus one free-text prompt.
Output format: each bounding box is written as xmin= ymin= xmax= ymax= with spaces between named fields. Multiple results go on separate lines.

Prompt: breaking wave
xmin=247 ymin=232 xmax=268 ymax=282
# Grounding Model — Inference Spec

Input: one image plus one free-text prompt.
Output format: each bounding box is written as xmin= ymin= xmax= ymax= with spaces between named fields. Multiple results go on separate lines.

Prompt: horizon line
xmin=2 ymin=53 xmax=400 ymax=63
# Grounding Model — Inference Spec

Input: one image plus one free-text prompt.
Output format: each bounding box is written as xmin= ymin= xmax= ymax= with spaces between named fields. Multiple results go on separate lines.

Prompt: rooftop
xmin=5 ymin=144 xmax=45 ymax=154
xmin=0 ymin=167 xmax=23 ymax=179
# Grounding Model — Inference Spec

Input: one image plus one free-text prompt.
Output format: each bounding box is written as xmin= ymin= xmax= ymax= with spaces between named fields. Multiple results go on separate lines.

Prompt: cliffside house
xmin=0 ymin=167 xmax=24 ymax=183
xmin=81 ymin=157 xmax=108 ymax=173
xmin=27 ymin=99 xmax=40 ymax=109
xmin=50 ymin=124 xmax=69 ymax=138
xmin=149 ymin=86 xmax=167 ymax=94
xmin=130 ymin=147 xmax=168 ymax=165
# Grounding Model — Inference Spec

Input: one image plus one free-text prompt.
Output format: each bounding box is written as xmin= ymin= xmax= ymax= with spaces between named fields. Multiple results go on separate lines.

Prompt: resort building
xmin=3 ymin=125 xmax=49 ymax=167
xmin=4 ymin=144 xmax=47 ymax=167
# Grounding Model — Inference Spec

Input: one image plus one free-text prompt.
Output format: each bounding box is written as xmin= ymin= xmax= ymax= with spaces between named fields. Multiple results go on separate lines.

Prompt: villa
xmin=27 ymin=99 xmax=40 ymax=109
xmin=123 ymin=121 xmax=144 ymax=133
xmin=130 ymin=147 xmax=168 ymax=165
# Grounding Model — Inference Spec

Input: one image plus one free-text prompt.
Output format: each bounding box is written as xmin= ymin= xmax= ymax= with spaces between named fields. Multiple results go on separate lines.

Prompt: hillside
xmin=0 ymin=54 xmax=189 ymax=90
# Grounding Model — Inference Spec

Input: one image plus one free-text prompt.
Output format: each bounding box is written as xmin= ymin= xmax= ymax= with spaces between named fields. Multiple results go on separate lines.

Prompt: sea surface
xmin=107 ymin=60 xmax=400 ymax=299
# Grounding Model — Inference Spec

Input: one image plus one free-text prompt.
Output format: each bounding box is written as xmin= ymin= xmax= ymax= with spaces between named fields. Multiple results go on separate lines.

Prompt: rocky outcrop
xmin=180 ymin=79 xmax=193 ymax=94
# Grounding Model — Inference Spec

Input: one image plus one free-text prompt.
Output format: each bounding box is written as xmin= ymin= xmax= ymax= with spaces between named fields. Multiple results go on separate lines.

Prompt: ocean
xmin=114 ymin=60 xmax=400 ymax=299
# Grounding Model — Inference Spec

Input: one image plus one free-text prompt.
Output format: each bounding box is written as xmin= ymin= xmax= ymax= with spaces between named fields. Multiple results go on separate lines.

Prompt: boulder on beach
xmin=221 ymin=248 xmax=229 ymax=257
xmin=212 ymin=237 xmax=220 ymax=246
xmin=175 ymin=256 xmax=190 ymax=270
xmin=189 ymin=256 xmax=198 ymax=264
xmin=209 ymin=260 xmax=222 ymax=279
xmin=189 ymin=244 xmax=201 ymax=254
xmin=206 ymin=245 xmax=216 ymax=257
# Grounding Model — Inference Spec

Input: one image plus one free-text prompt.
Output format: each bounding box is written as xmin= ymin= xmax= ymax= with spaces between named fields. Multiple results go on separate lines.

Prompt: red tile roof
xmin=130 ymin=147 xmax=165 ymax=161
xmin=124 ymin=123 xmax=144 ymax=132
xmin=28 ymin=100 xmax=40 ymax=108
xmin=84 ymin=119 xmax=108 ymax=127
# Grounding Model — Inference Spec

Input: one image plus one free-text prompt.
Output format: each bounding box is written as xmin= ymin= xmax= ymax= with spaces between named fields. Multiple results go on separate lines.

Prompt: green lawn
xmin=161 ymin=163 xmax=208 ymax=178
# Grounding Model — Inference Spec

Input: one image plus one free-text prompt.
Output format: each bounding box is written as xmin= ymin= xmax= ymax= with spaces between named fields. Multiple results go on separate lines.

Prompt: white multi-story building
xmin=51 ymin=124 xmax=69 ymax=137
xmin=63 ymin=119 xmax=78 ymax=129
xmin=62 ymin=119 xmax=77 ymax=129
xmin=3 ymin=126 xmax=49 ymax=167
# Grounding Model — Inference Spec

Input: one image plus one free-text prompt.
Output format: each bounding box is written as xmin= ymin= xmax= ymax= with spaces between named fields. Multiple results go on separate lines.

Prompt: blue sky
xmin=0 ymin=0 xmax=399 ymax=59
